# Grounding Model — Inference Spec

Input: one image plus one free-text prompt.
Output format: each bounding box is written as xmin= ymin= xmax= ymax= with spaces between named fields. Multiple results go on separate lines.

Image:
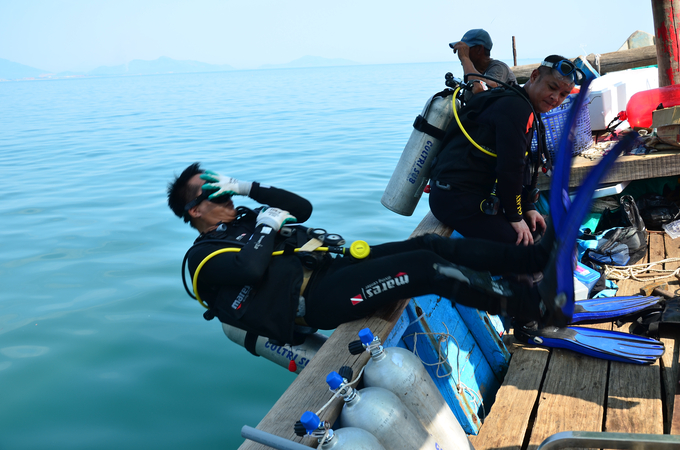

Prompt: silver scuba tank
xmin=381 ymin=90 xmax=457 ymax=216
xmin=296 ymin=411 xmax=386 ymax=450
xmin=350 ymin=328 xmax=475 ymax=450
xmin=326 ymin=370 xmax=438 ymax=450
xmin=222 ymin=323 xmax=327 ymax=374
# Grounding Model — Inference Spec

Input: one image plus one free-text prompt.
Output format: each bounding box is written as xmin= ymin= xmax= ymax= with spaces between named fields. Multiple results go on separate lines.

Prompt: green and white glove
xmin=256 ymin=207 xmax=297 ymax=232
xmin=200 ymin=170 xmax=253 ymax=199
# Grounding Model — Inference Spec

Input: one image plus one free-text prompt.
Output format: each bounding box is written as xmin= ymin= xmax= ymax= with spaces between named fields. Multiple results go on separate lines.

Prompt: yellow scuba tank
xmin=381 ymin=78 xmax=459 ymax=216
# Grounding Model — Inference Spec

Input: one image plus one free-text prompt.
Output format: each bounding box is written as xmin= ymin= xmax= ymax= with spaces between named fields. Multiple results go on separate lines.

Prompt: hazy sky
xmin=0 ymin=0 xmax=656 ymax=73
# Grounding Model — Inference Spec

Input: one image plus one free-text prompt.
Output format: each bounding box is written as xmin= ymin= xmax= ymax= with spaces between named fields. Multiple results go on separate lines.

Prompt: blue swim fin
xmin=539 ymin=133 xmax=640 ymax=326
xmin=571 ymin=295 xmax=664 ymax=324
xmin=539 ymin=77 xmax=640 ymax=326
xmin=539 ymin=80 xmax=593 ymax=326
xmin=514 ymin=322 xmax=664 ymax=364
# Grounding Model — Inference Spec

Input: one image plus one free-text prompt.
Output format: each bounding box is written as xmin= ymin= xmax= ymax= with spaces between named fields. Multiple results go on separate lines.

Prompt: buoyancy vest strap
xmin=283 ymin=242 xmax=296 ymax=256
xmin=413 ymin=115 xmax=446 ymax=141
xmin=244 ymin=332 xmax=260 ymax=357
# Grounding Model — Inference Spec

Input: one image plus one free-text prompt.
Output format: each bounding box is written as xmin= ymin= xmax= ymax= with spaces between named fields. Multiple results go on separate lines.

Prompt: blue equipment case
xmin=385 ymin=293 xmax=510 ymax=434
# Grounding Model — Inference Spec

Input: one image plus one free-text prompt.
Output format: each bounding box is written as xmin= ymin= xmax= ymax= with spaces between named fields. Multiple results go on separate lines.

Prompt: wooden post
xmin=652 ymin=0 xmax=680 ymax=86
xmin=512 ymin=36 xmax=517 ymax=67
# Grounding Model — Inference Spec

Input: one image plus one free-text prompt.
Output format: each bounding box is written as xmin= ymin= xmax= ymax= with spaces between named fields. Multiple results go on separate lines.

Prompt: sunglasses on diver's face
xmin=540 ymin=59 xmax=585 ymax=86
xmin=183 ymin=189 xmax=232 ymax=213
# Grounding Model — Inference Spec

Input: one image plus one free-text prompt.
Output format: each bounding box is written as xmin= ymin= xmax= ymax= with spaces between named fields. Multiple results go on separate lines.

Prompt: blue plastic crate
xmin=531 ymin=93 xmax=592 ymax=160
xmin=386 ymin=294 xmax=507 ymax=435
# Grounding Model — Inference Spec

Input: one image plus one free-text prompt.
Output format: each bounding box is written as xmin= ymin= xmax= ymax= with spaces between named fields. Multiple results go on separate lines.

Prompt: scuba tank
xmin=349 ymin=328 xmax=474 ymax=450
xmin=222 ymin=324 xmax=327 ymax=374
xmin=381 ymin=74 xmax=460 ymax=216
xmin=326 ymin=369 xmax=438 ymax=450
xmin=295 ymin=411 xmax=386 ymax=450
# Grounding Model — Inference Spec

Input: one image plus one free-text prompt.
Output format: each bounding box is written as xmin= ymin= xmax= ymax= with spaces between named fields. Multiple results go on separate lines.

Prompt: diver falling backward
xmin=169 ymin=152 xmax=590 ymax=346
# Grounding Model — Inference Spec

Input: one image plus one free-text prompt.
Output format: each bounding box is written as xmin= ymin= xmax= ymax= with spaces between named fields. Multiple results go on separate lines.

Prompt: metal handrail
xmin=538 ymin=431 xmax=680 ymax=450
xmin=241 ymin=426 xmax=311 ymax=450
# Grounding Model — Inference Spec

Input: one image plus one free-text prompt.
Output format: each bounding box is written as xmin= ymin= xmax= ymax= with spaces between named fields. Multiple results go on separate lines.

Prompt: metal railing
xmin=538 ymin=431 xmax=680 ymax=450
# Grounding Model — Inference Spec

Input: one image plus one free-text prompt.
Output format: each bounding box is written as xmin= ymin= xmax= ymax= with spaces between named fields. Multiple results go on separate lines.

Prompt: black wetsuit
xmin=429 ymin=86 xmax=537 ymax=244
xmin=186 ymin=183 xmax=550 ymax=344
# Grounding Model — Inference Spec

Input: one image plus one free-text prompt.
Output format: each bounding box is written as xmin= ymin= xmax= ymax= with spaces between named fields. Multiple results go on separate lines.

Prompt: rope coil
xmin=604 ymin=257 xmax=680 ymax=282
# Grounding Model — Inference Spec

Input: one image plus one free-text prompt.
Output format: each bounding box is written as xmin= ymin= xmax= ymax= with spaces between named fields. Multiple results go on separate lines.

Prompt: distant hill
xmin=0 ymin=54 xmax=366 ymax=81
xmin=0 ymin=58 xmax=50 ymax=80
xmin=260 ymin=55 xmax=360 ymax=69
xmin=89 ymin=56 xmax=235 ymax=76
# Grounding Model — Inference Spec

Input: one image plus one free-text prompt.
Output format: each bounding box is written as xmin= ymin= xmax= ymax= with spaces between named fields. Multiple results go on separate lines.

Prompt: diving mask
xmin=540 ymin=59 xmax=585 ymax=86
xmin=183 ymin=188 xmax=232 ymax=216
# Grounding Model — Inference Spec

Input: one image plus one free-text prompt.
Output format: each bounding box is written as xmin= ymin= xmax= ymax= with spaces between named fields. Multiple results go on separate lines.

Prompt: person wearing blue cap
xmin=450 ymin=29 xmax=517 ymax=94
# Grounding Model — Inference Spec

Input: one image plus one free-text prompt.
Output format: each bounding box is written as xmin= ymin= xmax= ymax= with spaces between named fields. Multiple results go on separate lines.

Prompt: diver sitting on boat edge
xmin=167 ymin=162 xmax=561 ymax=346
xmin=429 ymin=55 xmax=585 ymax=246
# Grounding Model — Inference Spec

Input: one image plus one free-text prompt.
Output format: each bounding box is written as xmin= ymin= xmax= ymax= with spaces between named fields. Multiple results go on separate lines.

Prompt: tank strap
xmin=244 ymin=332 xmax=260 ymax=356
xmin=413 ymin=114 xmax=446 ymax=140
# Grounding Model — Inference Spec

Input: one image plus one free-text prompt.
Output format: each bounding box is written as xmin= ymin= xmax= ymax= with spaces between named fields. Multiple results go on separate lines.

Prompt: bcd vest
xmin=186 ymin=207 xmax=327 ymax=345
xmin=429 ymin=87 xmax=535 ymax=196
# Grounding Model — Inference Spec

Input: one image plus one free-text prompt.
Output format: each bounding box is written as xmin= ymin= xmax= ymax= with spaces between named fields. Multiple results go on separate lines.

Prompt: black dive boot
xmin=535 ymin=216 xmax=556 ymax=271
xmin=433 ymin=263 xmax=544 ymax=322
xmin=532 ymin=215 xmax=574 ymax=327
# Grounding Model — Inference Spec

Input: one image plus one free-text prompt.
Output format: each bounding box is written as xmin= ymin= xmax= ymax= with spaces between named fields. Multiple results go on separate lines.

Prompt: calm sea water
xmin=0 ymin=62 xmax=468 ymax=449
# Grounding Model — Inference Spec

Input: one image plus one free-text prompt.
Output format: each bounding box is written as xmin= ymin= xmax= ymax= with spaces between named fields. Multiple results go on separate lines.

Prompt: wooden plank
xmin=607 ymin=320 xmax=664 ymax=434
xmin=664 ymin=233 xmax=680 ymax=290
xmin=606 ymin=361 xmax=663 ymax=434
xmin=511 ymin=46 xmax=657 ymax=83
xmin=239 ymin=213 xmax=452 ymax=449
xmin=672 ymin=367 xmax=680 ymax=434
xmin=651 ymin=232 xmax=667 ymax=274
xmin=606 ymin=232 xmax=663 ymax=434
xmin=527 ymin=323 xmax=611 ymax=450
xmin=662 ymin=330 xmax=680 ymax=433
xmin=660 ymin=234 xmax=680 ymax=433
xmin=587 ymin=45 xmax=659 ymax=75
xmin=412 ymin=211 xmax=454 ymax=237
xmin=469 ymin=346 xmax=549 ymax=450
xmin=537 ymin=151 xmax=680 ymax=191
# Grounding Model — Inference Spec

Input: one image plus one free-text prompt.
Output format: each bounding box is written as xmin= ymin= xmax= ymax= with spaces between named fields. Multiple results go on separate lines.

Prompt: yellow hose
xmin=452 ymin=87 xmax=497 ymax=158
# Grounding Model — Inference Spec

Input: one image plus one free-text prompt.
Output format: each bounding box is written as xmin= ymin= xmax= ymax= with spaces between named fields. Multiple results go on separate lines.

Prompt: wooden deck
xmin=470 ymin=230 xmax=680 ymax=450
xmin=240 ymin=151 xmax=680 ymax=449
xmin=536 ymin=150 xmax=680 ymax=191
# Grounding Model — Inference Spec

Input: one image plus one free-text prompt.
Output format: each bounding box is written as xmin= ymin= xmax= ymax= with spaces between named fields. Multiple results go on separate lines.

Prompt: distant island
xmin=0 ymin=58 xmax=50 ymax=80
xmin=0 ymin=55 xmax=362 ymax=81
xmin=89 ymin=56 xmax=235 ymax=76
